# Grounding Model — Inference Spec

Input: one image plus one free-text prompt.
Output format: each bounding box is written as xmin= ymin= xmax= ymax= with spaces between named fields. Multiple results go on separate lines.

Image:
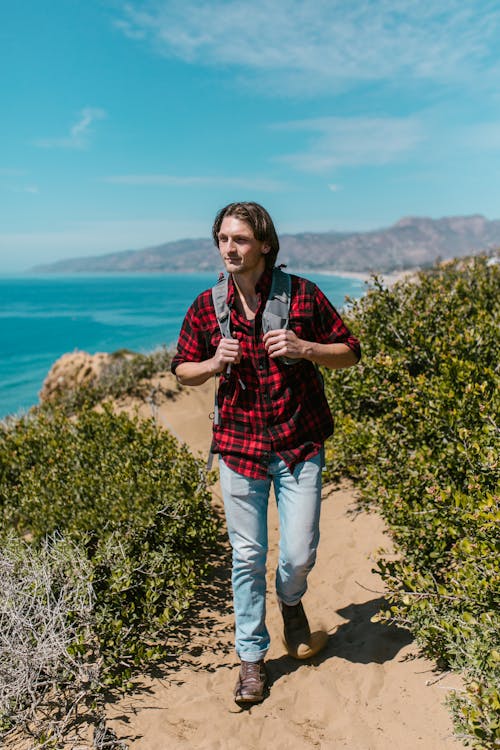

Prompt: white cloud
xmin=113 ymin=18 xmax=147 ymax=40
xmin=273 ymin=116 xmax=423 ymax=173
xmin=102 ymin=173 xmax=286 ymax=190
xmin=462 ymin=122 xmax=500 ymax=150
xmin=115 ymin=0 xmax=500 ymax=94
xmin=0 ymin=169 xmax=39 ymax=194
xmin=34 ymin=108 xmax=107 ymax=149
xmin=328 ymin=184 xmax=341 ymax=192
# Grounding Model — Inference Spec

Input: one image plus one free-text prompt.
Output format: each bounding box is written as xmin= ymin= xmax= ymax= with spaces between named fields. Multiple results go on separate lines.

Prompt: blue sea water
xmin=0 ymin=272 xmax=364 ymax=419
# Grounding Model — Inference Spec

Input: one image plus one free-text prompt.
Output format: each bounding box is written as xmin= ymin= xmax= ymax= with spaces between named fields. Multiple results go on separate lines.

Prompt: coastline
xmin=1 ymin=267 xmax=417 ymax=420
xmin=298 ymin=268 xmax=371 ymax=281
xmin=305 ymin=268 xmax=415 ymax=286
xmin=0 ymin=272 xmax=367 ymax=420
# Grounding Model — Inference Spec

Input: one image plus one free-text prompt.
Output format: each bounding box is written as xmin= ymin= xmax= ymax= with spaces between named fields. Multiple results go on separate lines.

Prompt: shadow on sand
xmin=265 ymin=596 xmax=413 ymax=689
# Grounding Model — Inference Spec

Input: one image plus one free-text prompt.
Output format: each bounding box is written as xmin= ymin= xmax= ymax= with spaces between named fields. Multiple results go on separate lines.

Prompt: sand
xmin=107 ymin=374 xmax=461 ymax=749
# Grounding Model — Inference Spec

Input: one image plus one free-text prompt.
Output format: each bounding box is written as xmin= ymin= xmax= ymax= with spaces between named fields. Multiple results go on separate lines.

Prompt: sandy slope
xmin=108 ymin=375 xmax=461 ymax=750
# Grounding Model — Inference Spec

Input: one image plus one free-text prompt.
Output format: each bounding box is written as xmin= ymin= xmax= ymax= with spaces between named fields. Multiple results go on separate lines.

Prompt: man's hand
xmin=175 ymin=336 xmax=241 ymax=385
xmin=263 ymin=328 xmax=304 ymax=361
xmin=263 ymin=328 xmax=360 ymax=369
xmin=212 ymin=336 xmax=242 ymax=373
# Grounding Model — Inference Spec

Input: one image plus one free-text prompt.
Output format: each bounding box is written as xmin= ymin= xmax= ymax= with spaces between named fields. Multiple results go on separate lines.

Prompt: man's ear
xmin=262 ymin=245 xmax=270 ymax=255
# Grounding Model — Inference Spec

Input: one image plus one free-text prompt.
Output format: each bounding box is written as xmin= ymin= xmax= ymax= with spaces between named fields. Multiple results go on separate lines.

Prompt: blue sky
xmin=1 ymin=0 xmax=500 ymax=272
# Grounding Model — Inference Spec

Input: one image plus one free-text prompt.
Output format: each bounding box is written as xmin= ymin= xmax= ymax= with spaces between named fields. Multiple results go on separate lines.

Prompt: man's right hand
xmin=174 ymin=337 xmax=241 ymax=386
xmin=212 ymin=336 xmax=241 ymax=374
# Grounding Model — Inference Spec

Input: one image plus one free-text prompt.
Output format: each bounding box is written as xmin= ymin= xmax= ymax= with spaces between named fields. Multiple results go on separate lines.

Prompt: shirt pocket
xmin=288 ymin=304 xmax=315 ymax=340
xmin=218 ymin=379 xmax=258 ymax=432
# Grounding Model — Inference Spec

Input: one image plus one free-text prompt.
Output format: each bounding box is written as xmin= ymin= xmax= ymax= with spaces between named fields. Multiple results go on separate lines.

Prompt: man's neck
xmin=232 ymin=269 xmax=262 ymax=299
xmin=232 ymin=268 xmax=266 ymax=320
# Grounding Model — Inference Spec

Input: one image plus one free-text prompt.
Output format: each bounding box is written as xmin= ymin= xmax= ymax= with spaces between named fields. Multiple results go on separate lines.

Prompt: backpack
xmin=211 ymin=266 xmax=299 ymax=366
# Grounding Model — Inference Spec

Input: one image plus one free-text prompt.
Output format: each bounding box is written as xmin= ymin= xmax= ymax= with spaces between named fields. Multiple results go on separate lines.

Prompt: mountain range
xmin=31 ymin=214 xmax=500 ymax=274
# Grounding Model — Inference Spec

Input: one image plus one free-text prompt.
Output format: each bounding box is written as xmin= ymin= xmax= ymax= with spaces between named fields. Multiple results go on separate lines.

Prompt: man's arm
xmin=175 ymin=337 xmax=241 ymax=386
xmin=262 ymin=278 xmax=361 ymax=370
xmin=263 ymin=329 xmax=359 ymax=370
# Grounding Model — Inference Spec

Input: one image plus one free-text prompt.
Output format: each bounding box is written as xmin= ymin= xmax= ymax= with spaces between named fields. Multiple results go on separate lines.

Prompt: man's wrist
xmin=301 ymin=340 xmax=316 ymax=361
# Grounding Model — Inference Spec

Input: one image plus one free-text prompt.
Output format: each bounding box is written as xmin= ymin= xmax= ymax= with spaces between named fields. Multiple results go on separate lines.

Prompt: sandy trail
xmin=108 ymin=375 xmax=460 ymax=749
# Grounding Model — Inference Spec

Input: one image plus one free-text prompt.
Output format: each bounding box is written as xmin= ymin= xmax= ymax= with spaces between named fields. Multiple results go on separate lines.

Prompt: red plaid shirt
xmin=171 ymin=269 xmax=360 ymax=479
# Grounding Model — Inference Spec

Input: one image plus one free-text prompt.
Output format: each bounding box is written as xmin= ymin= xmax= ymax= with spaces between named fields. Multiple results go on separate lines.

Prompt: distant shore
xmin=291 ymin=268 xmax=371 ymax=281
xmin=15 ymin=267 xmax=408 ymax=284
xmin=294 ymin=267 xmax=414 ymax=287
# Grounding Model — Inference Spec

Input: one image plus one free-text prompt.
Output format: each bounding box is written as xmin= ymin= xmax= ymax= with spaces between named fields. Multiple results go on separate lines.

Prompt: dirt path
xmin=107 ymin=377 xmax=461 ymax=749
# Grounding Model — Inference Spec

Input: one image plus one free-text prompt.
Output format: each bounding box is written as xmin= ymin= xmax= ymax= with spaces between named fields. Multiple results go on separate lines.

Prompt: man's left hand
xmin=263 ymin=328 xmax=304 ymax=360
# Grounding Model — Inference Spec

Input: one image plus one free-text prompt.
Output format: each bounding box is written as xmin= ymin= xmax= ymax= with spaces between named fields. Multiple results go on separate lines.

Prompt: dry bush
xmin=0 ymin=533 xmax=96 ymax=741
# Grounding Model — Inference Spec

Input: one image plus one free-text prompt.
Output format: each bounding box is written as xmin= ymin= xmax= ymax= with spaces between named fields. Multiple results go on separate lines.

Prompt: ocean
xmin=0 ymin=272 xmax=365 ymax=419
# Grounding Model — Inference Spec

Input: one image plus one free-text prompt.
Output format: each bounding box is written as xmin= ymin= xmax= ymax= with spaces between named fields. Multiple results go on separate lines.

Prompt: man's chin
xmin=224 ymin=261 xmax=243 ymax=272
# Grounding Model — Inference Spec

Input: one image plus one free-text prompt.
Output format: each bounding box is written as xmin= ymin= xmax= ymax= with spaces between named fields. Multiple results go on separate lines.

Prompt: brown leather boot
xmin=234 ymin=660 xmax=267 ymax=705
xmin=279 ymin=599 xmax=328 ymax=659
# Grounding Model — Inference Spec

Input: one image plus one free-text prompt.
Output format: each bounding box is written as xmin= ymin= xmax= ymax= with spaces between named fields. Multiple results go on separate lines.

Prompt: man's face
xmin=217 ymin=216 xmax=270 ymax=276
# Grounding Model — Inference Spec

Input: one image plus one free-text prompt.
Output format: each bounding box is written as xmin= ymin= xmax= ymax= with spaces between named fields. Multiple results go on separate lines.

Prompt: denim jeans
xmin=219 ymin=452 xmax=323 ymax=662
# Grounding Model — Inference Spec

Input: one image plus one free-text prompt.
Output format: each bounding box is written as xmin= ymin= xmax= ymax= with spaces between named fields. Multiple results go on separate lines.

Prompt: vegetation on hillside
xmin=48 ymin=345 xmax=174 ymax=413
xmin=323 ymin=256 xmax=499 ymax=749
xmin=0 ymin=404 xmax=217 ymax=746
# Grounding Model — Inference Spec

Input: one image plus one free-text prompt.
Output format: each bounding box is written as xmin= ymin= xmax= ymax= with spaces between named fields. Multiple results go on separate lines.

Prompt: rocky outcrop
xmin=39 ymin=351 xmax=113 ymax=403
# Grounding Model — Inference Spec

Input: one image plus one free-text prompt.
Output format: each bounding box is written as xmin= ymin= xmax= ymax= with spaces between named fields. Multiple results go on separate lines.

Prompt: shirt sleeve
xmin=312 ymin=284 xmax=361 ymax=361
xmin=171 ymin=294 xmax=211 ymax=373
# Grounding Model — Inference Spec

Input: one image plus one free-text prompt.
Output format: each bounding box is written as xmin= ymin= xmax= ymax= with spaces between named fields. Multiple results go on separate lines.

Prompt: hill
xmin=31 ymin=214 xmax=500 ymax=274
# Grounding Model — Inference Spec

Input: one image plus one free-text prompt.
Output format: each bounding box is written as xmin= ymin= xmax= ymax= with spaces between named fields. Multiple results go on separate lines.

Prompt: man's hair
xmin=212 ymin=202 xmax=280 ymax=270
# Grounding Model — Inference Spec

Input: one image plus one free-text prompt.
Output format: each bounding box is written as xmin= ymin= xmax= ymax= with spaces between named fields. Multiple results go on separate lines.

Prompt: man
xmin=171 ymin=202 xmax=360 ymax=706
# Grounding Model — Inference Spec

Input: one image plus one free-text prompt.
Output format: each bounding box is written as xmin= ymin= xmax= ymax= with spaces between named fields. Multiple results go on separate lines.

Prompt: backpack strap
xmin=211 ymin=274 xmax=231 ymax=340
xmin=207 ymin=275 xmax=233 ymax=468
xmin=262 ymin=267 xmax=291 ymax=334
xmin=263 ymin=268 xmax=299 ymax=366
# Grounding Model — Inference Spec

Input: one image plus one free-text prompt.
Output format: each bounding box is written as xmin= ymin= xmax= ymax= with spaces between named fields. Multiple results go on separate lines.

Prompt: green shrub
xmin=53 ymin=346 xmax=174 ymax=412
xmin=0 ymin=404 xmax=218 ymax=687
xmin=98 ymin=346 xmax=173 ymax=398
xmin=323 ymin=257 xmax=499 ymax=748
